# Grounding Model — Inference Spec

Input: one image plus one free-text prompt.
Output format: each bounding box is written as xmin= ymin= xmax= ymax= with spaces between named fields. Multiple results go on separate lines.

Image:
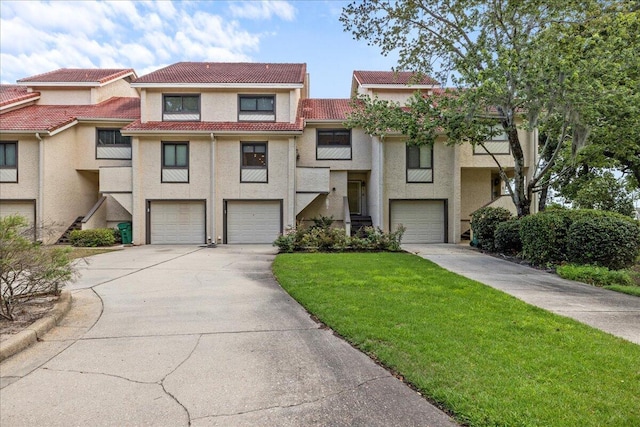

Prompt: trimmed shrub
xmin=557 ymin=264 xmax=634 ymax=287
xmin=273 ymin=224 xmax=405 ymax=253
xmin=69 ymin=228 xmax=116 ymax=247
xmin=494 ymin=219 xmax=522 ymax=255
xmin=519 ymin=210 xmax=575 ymax=266
xmin=470 ymin=207 xmax=512 ymax=252
xmin=566 ymin=215 xmax=640 ymax=270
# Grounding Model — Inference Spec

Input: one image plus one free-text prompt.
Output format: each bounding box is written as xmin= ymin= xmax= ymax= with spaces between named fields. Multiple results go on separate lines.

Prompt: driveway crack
xmin=191 ymin=375 xmax=390 ymax=421
xmin=160 ymin=334 xmax=202 ymax=426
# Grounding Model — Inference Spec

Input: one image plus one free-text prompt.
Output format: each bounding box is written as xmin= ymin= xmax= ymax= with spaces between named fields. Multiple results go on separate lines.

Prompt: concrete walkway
xmin=1 ymin=245 xmax=457 ymax=427
xmin=405 ymin=244 xmax=640 ymax=345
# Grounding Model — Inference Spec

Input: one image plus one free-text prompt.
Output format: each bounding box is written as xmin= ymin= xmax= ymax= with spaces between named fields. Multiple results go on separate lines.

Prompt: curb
xmin=0 ymin=290 xmax=72 ymax=362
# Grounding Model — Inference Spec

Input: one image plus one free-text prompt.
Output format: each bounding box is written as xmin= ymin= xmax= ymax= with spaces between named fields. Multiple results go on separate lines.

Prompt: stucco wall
xmin=382 ymin=137 xmax=457 ymax=241
xmin=0 ymin=135 xmax=39 ymax=200
xmin=41 ymin=130 xmax=100 ymax=242
xmin=216 ymin=136 xmax=293 ymax=234
xmin=460 ymin=169 xmax=492 ymax=220
xmin=297 ymin=170 xmax=347 ymax=223
xmin=143 ymin=90 xmax=295 ymax=123
xmin=93 ymin=79 xmax=138 ymax=103
xmin=296 ymin=125 xmax=372 ymax=170
xmin=457 ymin=127 xmax=533 ymax=168
xmin=74 ymin=123 xmax=133 ymax=170
xmin=37 ymin=89 xmax=92 ymax=105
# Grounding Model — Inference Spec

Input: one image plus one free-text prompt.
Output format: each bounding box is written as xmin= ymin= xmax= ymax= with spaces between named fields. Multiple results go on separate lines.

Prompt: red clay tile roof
xmin=123 ymin=119 xmax=303 ymax=133
xmin=0 ymin=85 xmax=40 ymax=107
xmin=17 ymin=69 xmax=135 ymax=85
xmin=354 ymin=71 xmax=439 ymax=86
xmin=298 ymin=99 xmax=353 ymax=121
xmin=134 ymin=62 xmax=306 ymax=85
xmin=0 ymin=97 xmax=140 ymax=133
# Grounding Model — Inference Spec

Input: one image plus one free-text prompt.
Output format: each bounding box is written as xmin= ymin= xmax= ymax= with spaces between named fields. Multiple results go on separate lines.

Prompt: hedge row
xmin=69 ymin=228 xmax=117 ymax=247
xmin=471 ymin=207 xmax=640 ymax=270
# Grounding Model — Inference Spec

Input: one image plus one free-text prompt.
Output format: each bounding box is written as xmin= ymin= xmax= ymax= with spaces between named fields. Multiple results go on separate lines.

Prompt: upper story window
xmin=96 ymin=129 xmax=131 ymax=160
xmin=406 ymin=144 xmax=433 ymax=183
xmin=316 ymin=129 xmax=352 ymax=160
xmin=474 ymin=125 xmax=510 ymax=155
xmin=163 ymin=95 xmax=200 ymax=121
xmin=241 ymin=142 xmax=268 ymax=183
xmin=238 ymin=95 xmax=275 ymax=121
xmin=0 ymin=142 xmax=18 ymax=183
xmin=162 ymin=142 xmax=189 ymax=183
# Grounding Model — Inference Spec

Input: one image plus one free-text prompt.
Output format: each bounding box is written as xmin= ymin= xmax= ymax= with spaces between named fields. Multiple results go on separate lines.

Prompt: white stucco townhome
xmin=0 ymin=62 xmax=537 ymax=245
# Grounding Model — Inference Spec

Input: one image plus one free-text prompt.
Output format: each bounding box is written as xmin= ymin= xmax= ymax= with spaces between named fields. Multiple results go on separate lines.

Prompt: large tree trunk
xmin=506 ymin=125 xmax=531 ymax=217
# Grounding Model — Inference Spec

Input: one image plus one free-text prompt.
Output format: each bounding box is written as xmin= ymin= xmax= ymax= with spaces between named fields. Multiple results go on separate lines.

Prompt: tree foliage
xmin=341 ymin=0 xmax=639 ymax=216
xmin=0 ymin=215 xmax=75 ymax=321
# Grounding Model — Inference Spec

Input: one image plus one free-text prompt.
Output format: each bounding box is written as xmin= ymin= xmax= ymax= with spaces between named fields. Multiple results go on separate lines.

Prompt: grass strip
xmin=273 ymin=252 xmax=640 ymax=427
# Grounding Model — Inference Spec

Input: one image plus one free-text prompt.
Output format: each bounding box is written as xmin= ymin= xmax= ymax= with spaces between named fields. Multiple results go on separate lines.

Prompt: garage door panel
xmin=226 ymin=201 xmax=281 ymax=244
xmin=391 ymin=200 xmax=445 ymax=244
xmin=0 ymin=202 xmax=35 ymax=225
xmin=0 ymin=201 xmax=36 ymax=240
xmin=150 ymin=201 xmax=205 ymax=244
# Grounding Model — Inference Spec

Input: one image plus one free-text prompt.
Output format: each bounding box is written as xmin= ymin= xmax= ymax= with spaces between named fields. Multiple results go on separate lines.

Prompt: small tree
xmin=0 ymin=215 xmax=76 ymax=321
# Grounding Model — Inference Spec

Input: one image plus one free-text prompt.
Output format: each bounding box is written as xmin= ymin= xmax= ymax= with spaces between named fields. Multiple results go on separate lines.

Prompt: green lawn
xmin=273 ymin=252 xmax=640 ymax=427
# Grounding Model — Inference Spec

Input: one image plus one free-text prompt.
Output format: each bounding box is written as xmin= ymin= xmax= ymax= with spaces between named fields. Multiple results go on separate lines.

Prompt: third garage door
xmin=390 ymin=200 xmax=446 ymax=243
xmin=226 ymin=200 xmax=281 ymax=244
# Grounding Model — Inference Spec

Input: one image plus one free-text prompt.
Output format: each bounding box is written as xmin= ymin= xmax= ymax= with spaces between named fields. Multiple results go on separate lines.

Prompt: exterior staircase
xmin=350 ymin=215 xmax=373 ymax=236
xmin=56 ymin=217 xmax=84 ymax=245
xmin=460 ymin=229 xmax=471 ymax=240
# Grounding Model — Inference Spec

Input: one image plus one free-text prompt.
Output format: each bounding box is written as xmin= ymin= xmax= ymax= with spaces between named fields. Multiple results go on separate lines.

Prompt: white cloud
xmin=0 ymin=0 xmax=270 ymax=83
xmin=229 ymin=1 xmax=295 ymax=21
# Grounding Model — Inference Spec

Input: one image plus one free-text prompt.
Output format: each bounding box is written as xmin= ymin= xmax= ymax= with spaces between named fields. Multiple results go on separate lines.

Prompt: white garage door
xmin=0 ymin=201 xmax=35 ymax=224
xmin=226 ymin=200 xmax=281 ymax=244
xmin=150 ymin=201 xmax=205 ymax=244
xmin=390 ymin=200 xmax=446 ymax=244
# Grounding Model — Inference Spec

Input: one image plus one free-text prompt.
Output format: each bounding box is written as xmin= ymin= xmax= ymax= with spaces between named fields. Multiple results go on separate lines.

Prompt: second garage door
xmin=390 ymin=200 xmax=446 ymax=244
xmin=149 ymin=201 xmax=205 ymax=244
xmin=0 ymin=200 xmax=36 ymax=240
xmin=226 ymin=200 xmax=282 ymax=244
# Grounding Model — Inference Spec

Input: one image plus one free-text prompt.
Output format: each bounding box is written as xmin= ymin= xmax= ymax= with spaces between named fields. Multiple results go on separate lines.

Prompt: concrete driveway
xmin=1 ymin=245 xmax=457 ymax=427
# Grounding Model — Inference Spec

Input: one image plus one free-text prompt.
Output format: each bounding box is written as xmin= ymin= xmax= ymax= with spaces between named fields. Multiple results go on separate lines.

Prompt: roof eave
xmin=0 ymin=96 xmax=40 ymax=112
xmin=122 ymin=129 xmax=303 ymax=136
xmin=131 ymin=82 xmax=304 ymax=89
xmin=359 ymin=84 xmax=439 ymax=90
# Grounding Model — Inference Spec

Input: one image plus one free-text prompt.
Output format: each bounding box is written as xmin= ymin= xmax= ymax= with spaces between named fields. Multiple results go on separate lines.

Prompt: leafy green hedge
xmin=519 ymin=209 xmax=640 ymax=268
xmin=567 ymin=216 xmax=640 ymax=270
xmin=494 ymin=218 xmax=522 ymax=255
xmin=519 ymin=210 xmax=573 ymax=265
xmin=470 ymin=206 xmax=512 ymax=252
xmin=274 ymin=224 xmax=405 ymax=253
xmin=69 ymin=228 xmax=116 ymax=247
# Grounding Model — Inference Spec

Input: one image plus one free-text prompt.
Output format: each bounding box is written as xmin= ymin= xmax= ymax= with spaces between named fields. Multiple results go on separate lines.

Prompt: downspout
xmin=35 ymin=132 xmax=44 ymax=242
xmin=210 ymin=133 xmax=217 ymax=246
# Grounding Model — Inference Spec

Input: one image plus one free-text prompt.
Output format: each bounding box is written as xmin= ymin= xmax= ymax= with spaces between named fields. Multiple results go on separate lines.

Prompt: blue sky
xmin=0 ymin=0 xmax=400 ymax=98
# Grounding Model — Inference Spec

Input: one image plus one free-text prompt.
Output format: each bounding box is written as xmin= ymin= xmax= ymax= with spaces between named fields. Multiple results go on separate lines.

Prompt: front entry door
xmin=348 ymin=181 xmax=361 ymax=215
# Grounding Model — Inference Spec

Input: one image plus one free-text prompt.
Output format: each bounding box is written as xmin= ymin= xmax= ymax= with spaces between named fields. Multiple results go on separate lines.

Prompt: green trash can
xmin=117 ymin=222 xmax=132 ymax=245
